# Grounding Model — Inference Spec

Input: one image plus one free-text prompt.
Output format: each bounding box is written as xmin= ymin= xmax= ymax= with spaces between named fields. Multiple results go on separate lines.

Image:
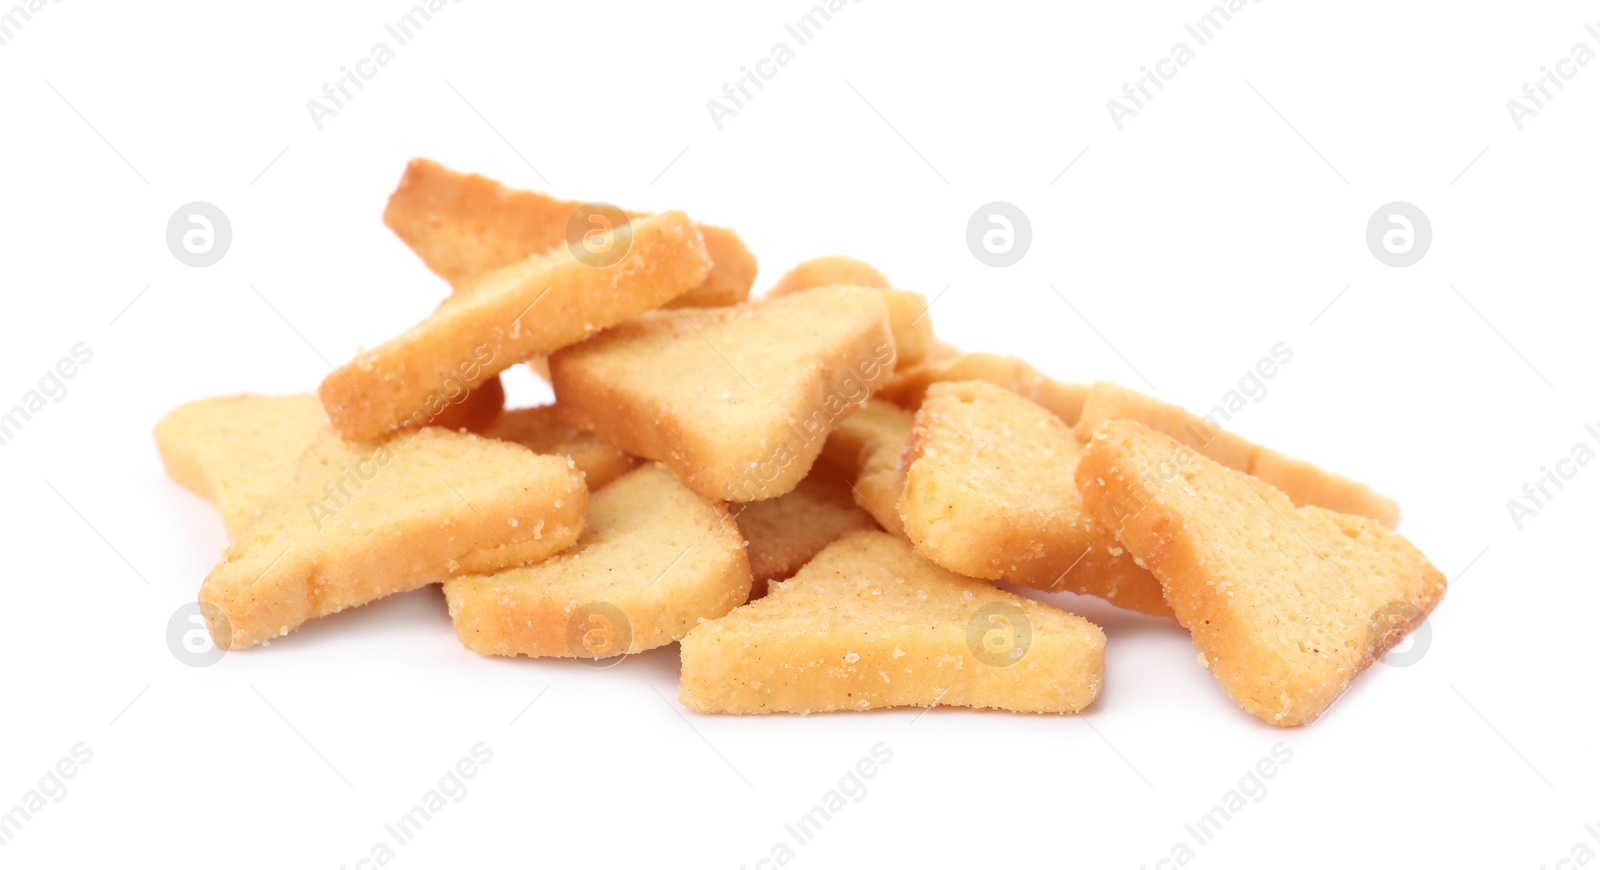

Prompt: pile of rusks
xmin=156 ymin=158 xmax=1445 ymax=726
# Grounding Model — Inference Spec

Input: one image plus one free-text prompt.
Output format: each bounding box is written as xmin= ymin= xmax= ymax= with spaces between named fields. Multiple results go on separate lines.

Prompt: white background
xmin=2 ymin=1 xmax=1596 ymax=866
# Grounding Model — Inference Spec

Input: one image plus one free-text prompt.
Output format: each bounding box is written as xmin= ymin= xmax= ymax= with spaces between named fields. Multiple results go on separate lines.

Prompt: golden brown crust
xmin=767 ymin=259 xmax=937 ymax=368
xmin=321 ymin=211 xmax=712 ymax=441
xmin=1075 ymin=381 xmax=1400 ymax=528
xmin=900 ymin=382 xmax=1170 ymax=616
xmin=691 ymin=224 xmax=760 ymax=308
xmin=882 ymin=352 xmax=1089 ymax=423
xmin=767 ymin=256 xmax=890 ymax=296
xmin=1248 ymin=446 xmax=1402 ymax=529
xmin=1076 ymin=419 xmax=1445 ymax=726
xmin=383 ymin=157 xmax=754 ymax=307
xmin=679 ymin=531 xmax=1105 ymax=714
xmin=550 ymin=287 xmax=896 ymax=502
xmin=199 ymin=429 xmax=588 ymax=650
xmin=443 ymin=464 xmax=751 ymax=658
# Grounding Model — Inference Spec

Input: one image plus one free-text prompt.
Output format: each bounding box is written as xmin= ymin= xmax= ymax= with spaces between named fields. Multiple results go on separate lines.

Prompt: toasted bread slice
xmin=882 ymin=352 xmax=1089 ymax=423
xmin=1245 ymin=447 xmax=1399 ymax=524
xmin=321 ymin=211 xmax=712 ymax=441
xmin=768 ymin=265 xmax=931 ymax=370
xmin=818 ymin=399 xmax=915 ymax=536
xmin=383 ymin=157 xmax=756 ymax=307
xmin=900 ymin=381 xmax=1170 ymax=616
xmin=1076 ymin=381 xmax=1400 ymax=528
xmin=550 ymin=286 xmax=895 ymax=502
xmin=767 ymin=256 xmax=890 ymax=295
xmin=156 ymin=389 xmax=505 ymax=540
xmin=1077 ymin=419 xmax=1445 ymax=726
xmin=155 ymin=394 xmax=331 ymax=539
xmin=679 ymin=530 xmax=1105 ymax=714
xmin=482 ymin=405 xmax=638 ymax=491
xmin=734 ymin=458 xmax=875 ymax=596
xmin=443 ymin=463 xmax=751 ymax=658
xmin=199 ymin=428 xmax=587 ymax=649
xmin=158 ymin=394 xmax=588 ymax=614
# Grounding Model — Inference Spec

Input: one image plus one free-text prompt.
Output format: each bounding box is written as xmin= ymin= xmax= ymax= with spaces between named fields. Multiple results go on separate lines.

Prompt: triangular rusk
xmin=550 ymin=286 xmax=895 ymax=502
xmin=444 ymin=463 xmax=751 ymax=658
xmin=680 ymin=530 xmax=1105 ymax=714
xmin=766 ymin=256 xmax=931 ymax=369
xmin=155 ymin=390 xmax=503 ymax=540
xmin=321 ymin=210 xmax=711 ymax=441
xmin=155 ymin=394 xmax=331 ymax=539
xmin=900 ymin=381 xmax=1170 ymax=616
xmin=1077 ymin=419 xmax=1444 ymax=726
xmin=199 ymin=427 xmax=586 ymax=649
xmin=383 ymin=157 xmax=755 ymax=307
xmin=1076 ymin=381 xmax=1399 ymax=527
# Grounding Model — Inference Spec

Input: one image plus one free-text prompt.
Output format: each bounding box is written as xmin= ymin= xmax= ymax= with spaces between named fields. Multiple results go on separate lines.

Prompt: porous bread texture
xmin=550 ymin=286 xmax=896 ymax=502
xmin=443 ymin=463 xmax=751 ymax=658
xmin=767 ymin=256 xmax=889 ymax=295
xmin=321 ymin=211 xmax=712 ymax=441
xmin=1076 ymin=419 xmax=1445 ymax=726
xmin=199 ymin=428 xmax=587 ymax=650
xmin=384 ymin=157 xmax=756 ymax=307
xmin=155 ymin=389 xmax=506 ymax=540
xmin=882 ymin=352 xmax=1089 ymax=424
xmin=155 ymin=394 xmax=330 ymax=539
xmin=900 ymin=381 xmax=1171 ymax=616
xmin=818 ymin=399 xmax=915 ymax=536
xmin=733 ymin=458 xmax=875 ymax=596
xmin=1076 ymin=381 xmax=1400 ymax=528
xmin=483 ymin=405 xmax=639 ymax=491
xmin=679 ymin=530 xmax=1105 ymax=714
